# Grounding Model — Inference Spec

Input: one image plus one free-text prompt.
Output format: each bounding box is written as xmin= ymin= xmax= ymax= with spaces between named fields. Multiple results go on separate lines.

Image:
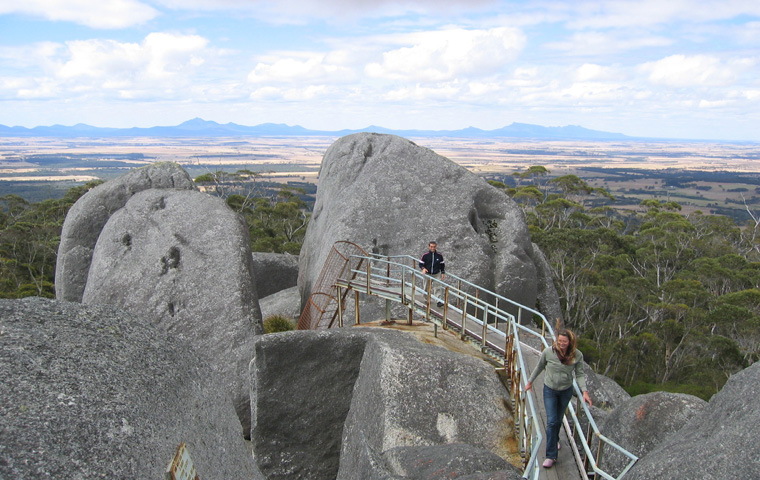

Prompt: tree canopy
xmin=499 ymin=167 xmax=759 ymax=399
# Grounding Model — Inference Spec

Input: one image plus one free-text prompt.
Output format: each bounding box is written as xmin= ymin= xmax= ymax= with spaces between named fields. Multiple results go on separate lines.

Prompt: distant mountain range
xmin=0 ymin=117 xmax=629 ymax=140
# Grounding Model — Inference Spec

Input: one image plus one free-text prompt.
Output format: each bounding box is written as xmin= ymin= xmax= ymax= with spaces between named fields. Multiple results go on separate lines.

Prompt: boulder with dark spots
xmin=55 ymin=162 xmax=196 ymax=302
xmin=82 ymin=188 xmax=262 ymax=435
xmin=0 ymin=297 xmax=262 ymax=480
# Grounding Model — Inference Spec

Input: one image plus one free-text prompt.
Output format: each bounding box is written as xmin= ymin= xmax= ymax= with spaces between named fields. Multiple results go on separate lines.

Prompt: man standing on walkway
xmin=419 ymin=241 xmax=446 ymax=307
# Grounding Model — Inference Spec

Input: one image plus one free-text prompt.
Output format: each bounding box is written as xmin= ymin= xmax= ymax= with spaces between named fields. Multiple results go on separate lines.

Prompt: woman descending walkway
xmin=525 ymin=323 xmax=592 ymax=469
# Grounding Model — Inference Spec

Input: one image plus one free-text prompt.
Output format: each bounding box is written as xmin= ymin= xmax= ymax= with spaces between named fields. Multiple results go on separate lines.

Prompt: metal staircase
xmin=299 ymin=244 xmax=638 ymax=480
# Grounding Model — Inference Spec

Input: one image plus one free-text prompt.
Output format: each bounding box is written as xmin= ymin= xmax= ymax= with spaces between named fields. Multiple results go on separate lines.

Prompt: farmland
xmin=1 ymin=135 xmax=759 ymax=221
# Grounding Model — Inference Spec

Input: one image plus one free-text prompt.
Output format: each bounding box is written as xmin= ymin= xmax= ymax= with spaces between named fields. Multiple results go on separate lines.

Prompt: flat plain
xmin=1 ymin=135 xmax=759 ymax=220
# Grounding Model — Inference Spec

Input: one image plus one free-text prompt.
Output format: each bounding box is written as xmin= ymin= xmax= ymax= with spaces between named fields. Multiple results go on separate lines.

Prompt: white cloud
xmin=3 ymin=33 xmax=212 ymax=100
xmin=249 ymin=85 xmax=329 ymax=101
xmin=573 ymin=63 xmax=623 ymax=82
xmin=247 ymin=53 xmax=354 ymax=84
xmin=384 ymin=82 xmax=461 ymax=101
xmin=641 ymin=54 xmax=743 ymax=88
xmin=565 ymin=0 xmax=760 ymax=30
xmin=547 ymin=31 xmax=672 ymax=56
xmin=0 ymin=0 xmax=159 ymax=29
xmin=153 ymin=0 xmax=496 ymax=23
xmin=365 ymin=27 xmax=525 ymax=82
xmin=56 ymin=33 xmax=208 ymax=82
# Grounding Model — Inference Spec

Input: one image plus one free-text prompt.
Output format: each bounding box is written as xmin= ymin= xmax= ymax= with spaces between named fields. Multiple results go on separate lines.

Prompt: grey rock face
xmin=626 ymin=364 xmax=760 ymax=480
xmin=299 ymin=133 xmax=544 ymax=320
xmin=250 ymin=252 xmax=299 ymax=298
xmin=336 ymin=328 xmax=514 ymax=480
xmin=55 ymin=162 xmax=195 ymax=302
xmin=250 ymin=329 xmax=368 ymax=480
xmin=531 ymin=243 xmax=563 ymax=323
xmin=600 ymin=392 xmax=706 ymax=476
xmin=0 ymin=297 xmax=261 ymax=480
xmin=259 ymin=285 xmax=301 ymax=321
xmin=249 ymin=328 xmax=515 ymax=480
xmin=383 ymin=443 xmax=522 ymax=480
xmin=82 ymin=188 xmax=262 ymax=435
xmin=584 ymin=364 xmax=631 ymax=411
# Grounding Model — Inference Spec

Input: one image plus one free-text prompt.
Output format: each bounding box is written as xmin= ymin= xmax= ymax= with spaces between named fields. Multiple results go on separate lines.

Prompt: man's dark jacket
xmin=419 ymin=251 xmax=445 ymax=275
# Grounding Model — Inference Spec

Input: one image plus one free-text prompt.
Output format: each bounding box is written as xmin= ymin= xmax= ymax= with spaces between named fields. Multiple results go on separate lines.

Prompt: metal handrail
xmin=337 ymin=252 xmax=637 ymax=480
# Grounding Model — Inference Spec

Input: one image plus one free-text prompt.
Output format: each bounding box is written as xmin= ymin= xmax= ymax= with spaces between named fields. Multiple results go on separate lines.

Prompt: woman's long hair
xmin=553 ymin=319 xmax=577 ymax=365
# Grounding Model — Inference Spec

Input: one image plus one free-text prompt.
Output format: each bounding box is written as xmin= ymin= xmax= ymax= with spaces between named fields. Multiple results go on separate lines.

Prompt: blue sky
xmin=1 ymin=1 xmax=759 ymax=141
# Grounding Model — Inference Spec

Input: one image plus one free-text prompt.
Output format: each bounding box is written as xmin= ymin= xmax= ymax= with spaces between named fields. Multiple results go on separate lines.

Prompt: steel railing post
xmin=461 ymin=296 xmax=468 ymax=340
xmin=401 ymin=268 xmax=407 ymax=304
xmin=354 ymin=290 xmax=360 ymax=325
xmin=337 ymin=286 xmax=343 ymax=327
xmin=425 ymin=277 xmax=432 ymax=321
xmin=365 ymin=260 xmax=370 ymax=293
xmin=443 ymin=287 xmax=450 ymax=330
xmin=481 ymin=305 xmax=488 ymax=350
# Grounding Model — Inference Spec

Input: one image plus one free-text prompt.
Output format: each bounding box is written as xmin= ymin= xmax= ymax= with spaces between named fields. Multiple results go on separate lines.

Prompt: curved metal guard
xmin=297 ymin=241 xmax=368 ymax=330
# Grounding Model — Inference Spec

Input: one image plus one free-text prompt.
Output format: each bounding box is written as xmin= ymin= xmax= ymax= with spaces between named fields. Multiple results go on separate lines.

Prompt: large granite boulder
xmin=55 ymin=162 xmax=196 ymax=302
xmin=299 ymin=133 xmax=549 ymax=320
xmin=82 ymin=188 xmax=262 ymax=435
xmin=251 ymin=252 xmax=299 ymax=298
xmin=249 ymin=327 xmax=516 ymax=480
xmin=337 ymin=328 xmax=514 ymax=480
xmin=600 ymin=392 xmax=706 ymax=476
xmin=627 ymin=363 xmax=760 ymax=480
xmin=0 ymin=297 xmax=261 ymax=480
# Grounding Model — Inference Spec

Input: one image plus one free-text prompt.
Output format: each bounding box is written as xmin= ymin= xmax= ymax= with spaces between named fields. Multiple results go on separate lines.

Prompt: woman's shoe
xmin=542 ymin=458 xmax=555 ymax=468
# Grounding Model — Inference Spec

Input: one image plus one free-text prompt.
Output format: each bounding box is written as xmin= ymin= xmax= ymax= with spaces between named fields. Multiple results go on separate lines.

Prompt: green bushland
xmin=1 ymin=181 xmax=103 ymax=299
xmin=263 ymin=314 xmax=296 ymax=334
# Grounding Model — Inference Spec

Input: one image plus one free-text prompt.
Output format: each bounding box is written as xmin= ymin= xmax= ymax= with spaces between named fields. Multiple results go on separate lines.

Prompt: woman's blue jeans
xmin=543 ymin=384 xmax=573 ymax=460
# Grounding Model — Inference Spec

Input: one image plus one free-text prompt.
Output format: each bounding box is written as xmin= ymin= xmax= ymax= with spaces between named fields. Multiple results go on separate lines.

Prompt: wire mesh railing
xmin=297 ymin=241 xmax=368 ymax=330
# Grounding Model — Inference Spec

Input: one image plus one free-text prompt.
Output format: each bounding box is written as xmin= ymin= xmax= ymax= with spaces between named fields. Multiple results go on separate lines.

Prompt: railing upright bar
xmin=460 ymin=295 xmax=468 ymax=340
xmin=481 ymin=305 xmax=488 ymax=349
xmin=354 ymin=290 xmax=360 ymax=325
xmin=425 ymin=276 xmax=432 ymax=321
xmin=443 ymin=287 xmax=450 ymax=330
xmin=337 ymin=286 xmax=343 ymax=327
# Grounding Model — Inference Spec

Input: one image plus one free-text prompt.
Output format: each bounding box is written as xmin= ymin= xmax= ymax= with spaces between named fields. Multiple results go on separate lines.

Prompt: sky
xmin=1 ymin=1 xmax=759 ymax=141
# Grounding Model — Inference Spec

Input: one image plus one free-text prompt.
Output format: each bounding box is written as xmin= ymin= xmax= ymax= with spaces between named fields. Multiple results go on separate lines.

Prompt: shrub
xmin=263 ymin=314 xmax=296 ymax=334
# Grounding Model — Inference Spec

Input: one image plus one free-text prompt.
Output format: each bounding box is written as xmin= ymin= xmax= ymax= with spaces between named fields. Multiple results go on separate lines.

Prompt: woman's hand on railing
xmin=525 ymin=381 xmax=533 ymax=392
xmin=582 ymin=390 xmax=592 ymax=407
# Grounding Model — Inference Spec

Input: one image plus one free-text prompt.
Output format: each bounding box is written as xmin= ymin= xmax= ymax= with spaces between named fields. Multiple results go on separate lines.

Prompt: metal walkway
xmin=299 ymin=244 xmax=637 ymax=480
